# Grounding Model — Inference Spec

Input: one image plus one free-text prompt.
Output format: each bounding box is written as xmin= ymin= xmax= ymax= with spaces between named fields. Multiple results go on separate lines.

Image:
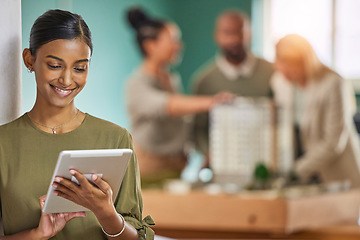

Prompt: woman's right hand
xmin=35 ymin=195 xmax=86 ymax=239
xmin=211 ymin=91 xmax=235 ymax=107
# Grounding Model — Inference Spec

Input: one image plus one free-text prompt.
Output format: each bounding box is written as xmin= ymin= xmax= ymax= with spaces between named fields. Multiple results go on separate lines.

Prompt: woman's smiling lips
xmin=50 ymin=84 xmax=75 ymax=97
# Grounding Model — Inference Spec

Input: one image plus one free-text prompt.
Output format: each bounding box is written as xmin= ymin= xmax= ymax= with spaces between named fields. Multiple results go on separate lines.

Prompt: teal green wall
xmin=21 ymin=0 xmax=252 ymax=129
xmin=21 ymin=0 xmax=58 ymax=123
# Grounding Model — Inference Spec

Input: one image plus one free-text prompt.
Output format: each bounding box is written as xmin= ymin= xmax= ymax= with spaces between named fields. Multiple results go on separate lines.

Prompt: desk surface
xmin=143 ymin=189 xmax=360 ymax=239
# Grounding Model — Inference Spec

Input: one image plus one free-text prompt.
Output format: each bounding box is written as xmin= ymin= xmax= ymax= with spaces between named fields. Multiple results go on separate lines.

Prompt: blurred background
xmin=20 ymin=0 xmax=360 ymax=128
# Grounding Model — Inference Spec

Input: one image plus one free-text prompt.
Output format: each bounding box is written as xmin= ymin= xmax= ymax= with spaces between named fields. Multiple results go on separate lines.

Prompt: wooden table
xmin=143 ymin=189 xmax=360 ymax=239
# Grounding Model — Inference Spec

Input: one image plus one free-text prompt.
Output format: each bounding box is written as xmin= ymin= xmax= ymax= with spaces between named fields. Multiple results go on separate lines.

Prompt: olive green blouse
xmin=0 ymin=114 xmax=154 ymax=239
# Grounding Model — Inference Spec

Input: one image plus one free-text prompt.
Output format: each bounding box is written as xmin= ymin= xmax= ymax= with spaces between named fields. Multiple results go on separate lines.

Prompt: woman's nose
xmin=58 ymin=69 xmax=72 ymax=87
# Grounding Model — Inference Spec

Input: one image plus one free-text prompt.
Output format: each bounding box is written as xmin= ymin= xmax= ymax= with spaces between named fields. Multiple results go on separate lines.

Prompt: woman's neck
xmin=30 ymin=100 xmax=76 ymax=119
xmin=28 ymin=101 xmax=84 ymax=134
xmin=297 ymin=77 xmax=307 ymax=88
xmin=142 ymin=59 xmax=173 ymax=92
xmin=142 ymin=58 xmax=167 ymax=77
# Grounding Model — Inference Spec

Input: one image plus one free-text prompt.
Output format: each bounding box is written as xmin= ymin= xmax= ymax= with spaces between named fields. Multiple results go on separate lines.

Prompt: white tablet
xmin=43 ymin=149 xmax=132 ymax=214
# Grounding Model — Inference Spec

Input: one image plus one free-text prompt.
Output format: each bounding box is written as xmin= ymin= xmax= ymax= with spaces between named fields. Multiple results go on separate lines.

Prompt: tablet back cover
xmin=43 ymin=149 xmax=132 ymax=213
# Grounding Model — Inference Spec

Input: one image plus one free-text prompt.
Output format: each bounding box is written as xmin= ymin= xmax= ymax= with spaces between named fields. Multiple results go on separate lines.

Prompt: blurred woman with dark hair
xmin=126 ymin=8 xmax=232 ymax=185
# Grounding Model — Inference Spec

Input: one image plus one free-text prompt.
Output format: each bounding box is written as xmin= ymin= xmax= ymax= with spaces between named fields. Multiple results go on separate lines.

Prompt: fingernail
xmin=54 ymin=191 xmax=59 ymax=196
xmin=52 ymin=183 xmax=57 ymax=188
xmin=92 ymin=174 xmax=98 ymax=181
xmin=54 ymin=177 xmax=61 ymax=182
xmin=70 ymin=169 xmax=76 ymax=175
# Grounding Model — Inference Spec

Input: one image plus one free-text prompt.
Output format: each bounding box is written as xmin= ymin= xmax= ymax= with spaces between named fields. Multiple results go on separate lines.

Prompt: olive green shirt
xmin=0 ymin=114 xmax=154 ymax=239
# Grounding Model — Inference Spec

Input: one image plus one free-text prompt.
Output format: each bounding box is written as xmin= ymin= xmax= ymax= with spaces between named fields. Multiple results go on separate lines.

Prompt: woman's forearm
xmin=166 ymin=94 xmax=213 ymax=117
xmin=1 ymin=228 xmax=47 ymax=240
xmin=95 ymin=207 xmax=138 ymax=240
xmin=166 ymin=92 xmax=234 ymax=117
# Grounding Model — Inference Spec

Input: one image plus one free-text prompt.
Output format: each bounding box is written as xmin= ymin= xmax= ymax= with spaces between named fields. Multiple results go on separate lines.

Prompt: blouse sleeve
xmin=114 ymin=131 xmax=155 ymax=239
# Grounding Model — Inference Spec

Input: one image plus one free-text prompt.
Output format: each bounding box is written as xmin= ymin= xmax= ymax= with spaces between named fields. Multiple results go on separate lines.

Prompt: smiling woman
xmin=0 ymin=9 xmax=154 ymax=240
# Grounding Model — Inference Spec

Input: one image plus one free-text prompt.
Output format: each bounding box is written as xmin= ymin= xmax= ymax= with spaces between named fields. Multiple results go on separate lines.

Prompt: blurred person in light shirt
xmin=272 ymin=34 xmax=360 ymax=187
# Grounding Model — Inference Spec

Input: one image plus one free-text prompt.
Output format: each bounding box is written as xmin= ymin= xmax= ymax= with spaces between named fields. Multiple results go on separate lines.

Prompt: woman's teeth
xmin=53 ymin=85 xmax=73 ymax=96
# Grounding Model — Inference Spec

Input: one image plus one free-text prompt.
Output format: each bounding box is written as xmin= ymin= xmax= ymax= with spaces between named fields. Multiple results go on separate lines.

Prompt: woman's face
xmin=149 ymin=24 xmax=182 ymax=64
xmin=27 ymin=38 xmax=91 ymax=108
xmin=275 ymin=44 xmax=306 ymax=84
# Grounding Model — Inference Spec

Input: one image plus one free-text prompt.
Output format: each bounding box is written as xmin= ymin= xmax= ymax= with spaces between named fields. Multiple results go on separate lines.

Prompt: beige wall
xmin=0 ymin=0 xmax=21 ymax=235
xmin=0 ymin=0 xmax=22 ymax=126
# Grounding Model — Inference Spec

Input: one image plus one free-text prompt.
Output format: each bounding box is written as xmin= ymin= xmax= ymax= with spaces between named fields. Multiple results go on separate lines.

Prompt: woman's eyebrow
xmin=75 ymin=59 xmax=89 ymax=63
xmin=46 ymin=55 xmax=89 ymax=63
xmin=46 ymin=55 xmax=63 ymax=61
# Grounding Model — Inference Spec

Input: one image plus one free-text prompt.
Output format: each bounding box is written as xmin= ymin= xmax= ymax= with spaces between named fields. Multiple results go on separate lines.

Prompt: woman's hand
xmin=52 ymin=170 xmax=140 ymax=240
xmin=36 ymin=195 xmax=86 ymax=239
xmin=211 ymin=91 xmax=235 ymax=107
xmin=52 ymin=170 xmax=115 ymax=216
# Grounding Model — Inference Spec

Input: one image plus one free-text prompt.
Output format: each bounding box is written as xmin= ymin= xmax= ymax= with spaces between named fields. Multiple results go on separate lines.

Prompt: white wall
xmin=0 ymin=0 xmax=22 ymax=125
xmin=0 ymin=0 xmax=22 ymax=235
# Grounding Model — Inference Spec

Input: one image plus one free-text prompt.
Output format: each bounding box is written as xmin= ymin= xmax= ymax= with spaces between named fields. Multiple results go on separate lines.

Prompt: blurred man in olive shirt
xmin=192 ymin=10 xmax=274 ymax=166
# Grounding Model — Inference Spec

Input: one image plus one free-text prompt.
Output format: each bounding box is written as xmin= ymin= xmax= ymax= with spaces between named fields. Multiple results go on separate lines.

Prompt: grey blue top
xmin=0 ymin=114 xmax=154 ymax=239
xmin=126 ymin=68 xmax=187 ymax=156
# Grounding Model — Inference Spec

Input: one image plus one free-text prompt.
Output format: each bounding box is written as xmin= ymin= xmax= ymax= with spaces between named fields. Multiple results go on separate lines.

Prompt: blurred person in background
xmin=191 ymin=10 xmax=274 ymax=167
xmin=273 ymin=34 xmax=360 ymax=187
xmin=126 ymin=7 xmax=232 ymax=187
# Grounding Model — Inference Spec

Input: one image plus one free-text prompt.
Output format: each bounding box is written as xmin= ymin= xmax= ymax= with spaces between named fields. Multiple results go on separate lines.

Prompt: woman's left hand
xmin=52 ymin=170 xmax=114 ymax=216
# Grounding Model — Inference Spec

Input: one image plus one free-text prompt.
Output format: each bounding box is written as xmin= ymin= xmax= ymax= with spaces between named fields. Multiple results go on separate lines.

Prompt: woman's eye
xmin=48 ymin=64 xmax=61 ymax=69
xmin=74 ymin=67 xmax=86 ymax=72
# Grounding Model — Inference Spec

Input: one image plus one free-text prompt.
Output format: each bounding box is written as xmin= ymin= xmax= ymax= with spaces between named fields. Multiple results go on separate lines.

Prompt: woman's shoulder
xmin=85 ymin=114 xmax=133 ymax=146
xmin=0 ymin=114 xmax=29 ymax=145
xmin=127 ymin=67 xmax=150 ymax=84
xmin=319 ymin=70 xmax=343 ymax=90
xmin=85 ymin=114 xmax=129 ymax=134
xmin=0 ymin=114 xmax=28 ymax=132
xmin=126 ymin=67 xmax=155 ymax=93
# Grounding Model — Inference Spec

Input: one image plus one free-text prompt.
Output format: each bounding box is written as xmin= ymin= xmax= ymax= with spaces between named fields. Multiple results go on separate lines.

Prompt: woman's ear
xmin=143 ymin=39 xmax=155 ymax=57
xmin=23 ymin=48 xmax=35 ymax=70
